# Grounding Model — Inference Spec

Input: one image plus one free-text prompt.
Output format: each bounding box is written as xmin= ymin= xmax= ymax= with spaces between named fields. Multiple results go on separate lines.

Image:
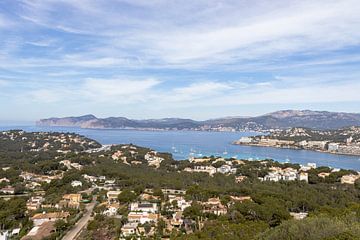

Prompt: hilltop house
xmin=21 ymin=222 xmax=55 ymax=240
xmin=120 ymin=223 xmax=138 ymax=238
xmin=31 ymin=212 xmax=70 ymax=226
xmin=216 ymin=164 xmax=237 ymax=174
xmin=103 ymin=203 xmax=120 ymax=216
xmin=59 ymin=194 xmax=82 ymax=209
xmin=341 ymin=174 xmax=360 ymax=184
xmin=188 ymin=166 xmax=217 ymax=176
xmin=107 ymin=190 xmax=121 ymax=202
xmin=127 ymin=212 xmax=158 ymax=224
xmin=26 ymin=196 xmax=45 ymax=211
xmin=130 ymin=202 xmax=158 ymax=213
xmin=71 ymin=180 xmax=82 ymax=187
xmin=202 ymin=198 xmax=227 ymax=215
xmin=171 ymin=211 xmax=184 ymax=227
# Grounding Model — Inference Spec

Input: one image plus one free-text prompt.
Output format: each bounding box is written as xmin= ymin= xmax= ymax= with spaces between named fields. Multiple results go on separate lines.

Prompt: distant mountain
xmin=37 ymin=110 xmax=360 ymax=131
xmin=37 ymin=115 xmax=200 ymax=129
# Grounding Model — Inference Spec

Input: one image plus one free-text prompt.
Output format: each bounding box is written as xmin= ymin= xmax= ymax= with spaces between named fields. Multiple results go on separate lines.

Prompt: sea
xmin=1 ymin=125 xmax=360 ymax=171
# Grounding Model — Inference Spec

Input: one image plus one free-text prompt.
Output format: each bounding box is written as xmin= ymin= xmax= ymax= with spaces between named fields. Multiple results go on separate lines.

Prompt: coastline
xmin=35 ymin=124 xmax=266 ymax=133
xmin=232 ymin=142 xmax=360 ymax=157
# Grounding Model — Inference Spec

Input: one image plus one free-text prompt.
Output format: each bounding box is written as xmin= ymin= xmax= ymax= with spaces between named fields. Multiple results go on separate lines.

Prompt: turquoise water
xmin=1 ymin=125 xmax=360 ymax=171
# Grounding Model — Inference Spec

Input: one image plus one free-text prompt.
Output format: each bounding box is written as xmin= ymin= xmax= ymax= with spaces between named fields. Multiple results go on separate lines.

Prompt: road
xmin=62 ymin=196 xmax=97 ymax=240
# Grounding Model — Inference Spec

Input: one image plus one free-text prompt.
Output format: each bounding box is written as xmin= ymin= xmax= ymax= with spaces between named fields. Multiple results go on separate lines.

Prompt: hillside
xmin=37 ymin=110 xmax=360 ymax=131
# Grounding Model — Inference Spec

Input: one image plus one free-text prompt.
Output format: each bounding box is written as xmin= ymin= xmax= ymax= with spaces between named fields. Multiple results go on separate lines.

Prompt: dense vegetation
xmin=0 ymin=130 xmax=359 ymax=239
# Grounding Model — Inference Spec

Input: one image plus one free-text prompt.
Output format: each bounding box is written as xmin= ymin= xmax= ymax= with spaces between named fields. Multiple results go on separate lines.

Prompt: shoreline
xmin=232 ymin=142 xmax=360 ymax=157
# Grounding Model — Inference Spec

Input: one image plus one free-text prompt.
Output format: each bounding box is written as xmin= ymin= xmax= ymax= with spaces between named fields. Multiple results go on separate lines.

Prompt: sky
xmin=0 ymin=0 xmax=360 ymax=122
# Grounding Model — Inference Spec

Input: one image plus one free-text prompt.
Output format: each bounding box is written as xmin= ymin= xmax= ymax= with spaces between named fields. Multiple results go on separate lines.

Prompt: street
xmin=62 ymin=196 xmax=97 ymax=240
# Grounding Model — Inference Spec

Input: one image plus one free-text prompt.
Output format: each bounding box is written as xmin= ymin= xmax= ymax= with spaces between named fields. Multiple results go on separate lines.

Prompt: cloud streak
xmin=0 ymin=0 xmax=359 ymax=120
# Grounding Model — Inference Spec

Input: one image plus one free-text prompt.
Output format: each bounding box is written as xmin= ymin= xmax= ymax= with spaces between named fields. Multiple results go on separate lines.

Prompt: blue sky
xmin=0 ymin=0 xmax=360 ymax=122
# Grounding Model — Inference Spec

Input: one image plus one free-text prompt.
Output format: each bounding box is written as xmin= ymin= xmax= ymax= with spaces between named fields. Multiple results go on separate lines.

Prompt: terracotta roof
xmin=32 ymin=212 xmax=70 ymax=220
xmin=21 ymin=222 xmax=55 ymax=240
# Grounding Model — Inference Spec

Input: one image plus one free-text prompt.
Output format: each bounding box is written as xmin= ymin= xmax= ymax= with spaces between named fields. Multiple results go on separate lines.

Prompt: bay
xmin=1 ymin=125 xmax=360 ymax=171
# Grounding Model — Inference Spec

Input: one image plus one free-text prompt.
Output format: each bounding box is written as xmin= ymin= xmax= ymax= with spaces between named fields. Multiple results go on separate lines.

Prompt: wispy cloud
xmin=0 ymin=0 xmax=359 ymax=120
xmin=25 ymin=77 xmax=161 ymax=104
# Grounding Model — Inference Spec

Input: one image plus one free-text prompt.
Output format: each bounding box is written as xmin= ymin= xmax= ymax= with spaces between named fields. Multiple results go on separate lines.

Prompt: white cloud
xmin=26 ymin=78 xmax=161 ymax=104
xmin=0 ymin=14 xmax=14 ymax=29
xmin=1 ymin=1 xmax=360 ymax=119
xmin=82 ymin=78 xmax=160 ymax=100
xmin=174 ymin=82 xmax=232 ymax=95
xmin=150 ymin=1 xmax=360 ymax=64
xmin=0 ymin=80 xmax=8 ymax=86
xmin=13 ymin=1 xmax=359 ymax=66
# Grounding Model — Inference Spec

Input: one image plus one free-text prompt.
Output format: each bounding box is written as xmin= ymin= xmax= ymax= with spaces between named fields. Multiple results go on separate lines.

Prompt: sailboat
xmin=223 ymin=148 xmax=228 ymax=155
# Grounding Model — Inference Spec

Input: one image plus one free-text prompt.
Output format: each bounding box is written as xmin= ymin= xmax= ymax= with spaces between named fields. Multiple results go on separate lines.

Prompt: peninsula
xmin=37 ymin=110 xmax=360 ymax=132
xmin=234 ymin=127 xmax=360 ymax=156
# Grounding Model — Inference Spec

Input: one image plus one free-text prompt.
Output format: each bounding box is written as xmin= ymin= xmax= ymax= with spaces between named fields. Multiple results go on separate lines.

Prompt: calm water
xmin=2 ymin=125 xmax=360 ymax=171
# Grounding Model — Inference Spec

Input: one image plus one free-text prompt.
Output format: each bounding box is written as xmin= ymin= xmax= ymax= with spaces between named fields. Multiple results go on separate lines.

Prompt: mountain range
xmin=36 ymin=110 xmax=360 ymax=131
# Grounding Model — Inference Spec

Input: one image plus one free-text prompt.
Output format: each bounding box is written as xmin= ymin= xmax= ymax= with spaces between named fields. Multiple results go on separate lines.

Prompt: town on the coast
xmin=234 ymin=127 xmax=360 ymax=156
xmin=0 ymin=130 xmax=360 ymax=240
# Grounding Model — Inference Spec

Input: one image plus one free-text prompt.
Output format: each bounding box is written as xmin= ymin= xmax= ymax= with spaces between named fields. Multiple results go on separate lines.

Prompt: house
xmin=202 ymin=198 xmax=227 ymax=215
xmin=307 ymin=163 xmax=317 ymax=169
xmin=25 ymin=181 xmax=42 ymax=190
xmin=59 ymin=194 xmax=82 ymax=209
xmin=216 ymin=165 xmax=236 ymax=174
xmin=120 ymin=223 xmax=138 ymax=238
xmin=21 ymin=222 xmax=55 ymax=240
xmin=237 ymin=137 xmax=253 ymax=143
xmin=107 ymin=190 xmax=121 ymax=202
xmin=59 ymin=160 xmax=71 ymax=169
xmin=71 ymin=180 xmax=82 ymax=187
xmin=105 ymin=179 xmax=116 ymax=185
xmin=144 ymin=151 xmax=164 ymax=168
xmin=282 ymin=168 xmax=298 ymax=181
xmin=161 ymin=188 xmax=186 ymax=195
xmin=168 ymin=195 xmax=192 ymax=211
xmin=130 ymin=202 xmax=158 ymax=213
xmin=263 ymin=168 xmax=305 ymax=182
xmin=82 ymin=174 xmax=98 ymax=183
xmin=0 ymin=186 xmax=15 ymax=194
xmin=298 ymin=140 xmax=308 ymax=148
xmin=103 ymin=203 xmax=120 ymax=216
xmin=192 ymin=165 xmax=217 ymax=176
xmin=70 ymin=162 xmax=83 ymax=170
xmin=263 ymin=172 xmax=281 ymax=182
xmin=0 ymin=228 xmax=20 ymax=240
xmin=328 ymin=143 xmax=339 ymax=152
xmin=341 ymin=174 xmax=360 ymax=184
xmin=299 ymin=163 xmax=316 ymax=172
xmin=127 ymin=212 xmax=158 ymax=224
xmin=31 ymin=212 xmax=70 ymax=226
xmin=307 ymin=141 xmax=327 ymax=150
xmin=189 ymin=157 xmax=211 ymax=163
xmin=235 ymin=176 xmax=247 ymax=183
xmin=139 ymin=193 xmax=160 ymax=201
xmin=318 ymin=172 xmax=331 ymax=178
xmin=290 ymin=212 xmax=308 ymax=220
xmin=171 ymin=211 xmax=183 ymax=226
xmin=26 ymin=196 xmax=45 ymax=211
xmin=230 ymin=196 xmax=252 ymax=203
xmin=0 ymin=178 xmax=10 ymax=183
xmin=297 ymin=172 xmax=309 ymax=182
xmin=112 ymin=150 xmax=123 ymax=160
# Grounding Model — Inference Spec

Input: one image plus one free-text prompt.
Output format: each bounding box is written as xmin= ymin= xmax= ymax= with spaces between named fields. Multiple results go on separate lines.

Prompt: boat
xmin=223 ymin=148 xmax=228 ymax=155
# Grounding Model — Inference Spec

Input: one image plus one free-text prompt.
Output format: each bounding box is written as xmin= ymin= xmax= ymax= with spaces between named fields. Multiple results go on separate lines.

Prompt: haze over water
xmin=1 ymin=125 xmax=360 ymax=171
